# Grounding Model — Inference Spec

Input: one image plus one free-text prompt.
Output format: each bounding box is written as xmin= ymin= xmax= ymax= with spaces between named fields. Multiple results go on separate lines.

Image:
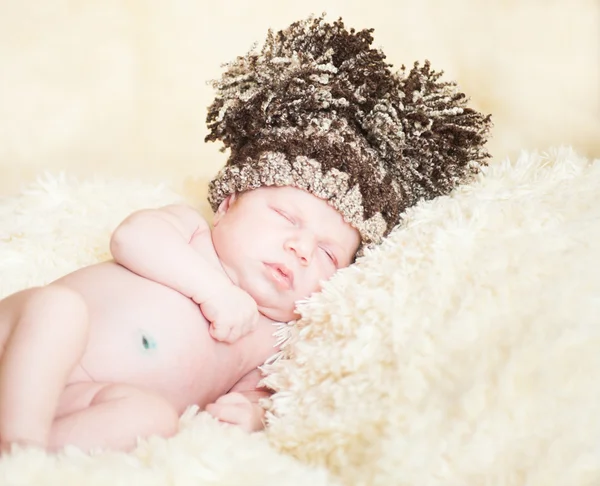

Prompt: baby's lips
xmin=264 ymin=262 xmax=294 ymax=290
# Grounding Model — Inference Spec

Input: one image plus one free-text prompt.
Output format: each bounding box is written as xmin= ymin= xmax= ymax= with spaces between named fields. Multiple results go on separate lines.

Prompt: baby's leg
xmin=50 ymin=382 xmax=179 ymax=452
xmin=0 ymin=285 xmax=89 ymax=450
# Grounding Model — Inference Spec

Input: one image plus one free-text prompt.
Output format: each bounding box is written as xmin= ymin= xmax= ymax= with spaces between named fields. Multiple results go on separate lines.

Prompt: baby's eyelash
xmin=321 ymin=247 xmax=337 ymax=265
xmin=274 ymin=208 xmax=294 ymax=223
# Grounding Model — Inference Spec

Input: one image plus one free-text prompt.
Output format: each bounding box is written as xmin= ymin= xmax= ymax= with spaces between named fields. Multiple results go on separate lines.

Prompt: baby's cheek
xmin=319 ymin=266 xmax=337 ymax=285
xmin=306 ymin=277 xmax=326 ymax=296
xmin=299 ymin=266 xmax=332 ymax=298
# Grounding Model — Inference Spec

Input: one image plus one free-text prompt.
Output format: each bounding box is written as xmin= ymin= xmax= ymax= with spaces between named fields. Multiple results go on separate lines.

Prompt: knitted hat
xmin=206 ymin=15 xmax=492 ymax=248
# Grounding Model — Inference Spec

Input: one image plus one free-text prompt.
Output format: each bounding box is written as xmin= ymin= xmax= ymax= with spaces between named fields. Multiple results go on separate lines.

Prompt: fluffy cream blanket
xmin=0 ymin=147 xmax=598 ymax=485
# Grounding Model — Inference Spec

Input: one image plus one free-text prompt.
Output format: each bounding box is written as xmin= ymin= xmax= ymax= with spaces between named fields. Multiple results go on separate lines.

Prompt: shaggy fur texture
xmin=1 ymin=147 xmax=599 ymax=485
xmin=264 ymin=146 xmax=600 ymax=485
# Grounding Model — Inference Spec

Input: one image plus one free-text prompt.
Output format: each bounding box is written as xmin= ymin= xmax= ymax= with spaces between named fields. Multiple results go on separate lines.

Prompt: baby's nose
xmin=286 ymin=233 xmax=315 ymax=265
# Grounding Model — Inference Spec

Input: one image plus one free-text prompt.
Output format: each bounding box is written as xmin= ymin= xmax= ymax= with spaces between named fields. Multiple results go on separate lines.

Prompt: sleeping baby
xmin=0 ymin=16 xmax=490 ymax=453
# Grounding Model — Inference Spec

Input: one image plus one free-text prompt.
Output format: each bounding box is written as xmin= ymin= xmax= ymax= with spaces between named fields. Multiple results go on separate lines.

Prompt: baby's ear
xmin=212 ymin=193 xmax=238 ymax=225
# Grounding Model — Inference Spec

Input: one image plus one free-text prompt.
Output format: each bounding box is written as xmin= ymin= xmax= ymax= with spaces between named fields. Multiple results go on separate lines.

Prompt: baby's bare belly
xmin=54 ymin=262 xmax=250 ymax=413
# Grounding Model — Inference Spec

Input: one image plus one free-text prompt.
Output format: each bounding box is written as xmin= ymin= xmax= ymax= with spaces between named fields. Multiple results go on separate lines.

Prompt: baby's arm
xmin=204 ymin=368 xmax=270 ymax=432
xmin=110 ymin=204 xmax=258 ymax=342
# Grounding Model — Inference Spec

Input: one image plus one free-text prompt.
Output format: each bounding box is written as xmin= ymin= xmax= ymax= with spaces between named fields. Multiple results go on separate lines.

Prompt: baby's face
xmin=211 ymin=186 xmax=360 ymax=322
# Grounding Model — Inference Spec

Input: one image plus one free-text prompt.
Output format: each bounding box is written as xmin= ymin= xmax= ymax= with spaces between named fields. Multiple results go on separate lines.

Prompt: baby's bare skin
xmin=0 ymin=227 xmax=277 ymax=452
xmin=54 ymin=261 xmax=278 ymax=416
xmin=0 ymin=186 xmax=360 ymax=453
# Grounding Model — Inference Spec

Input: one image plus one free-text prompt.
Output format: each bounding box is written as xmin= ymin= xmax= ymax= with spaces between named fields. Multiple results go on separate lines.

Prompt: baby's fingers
xmin=230 ymin=318 xmax=257 ymax=342
xmin=212 ymin=319 xmax=256 ymax=344
xmin=214 ymin=392 xmax=250 ymax=405
xmin=210 ymin=323 xmax=247 ymax=344
xmin=233 ymin=311 xmax=259 ymax=340
xmin=209 ymin=322 xmax=235 ymax=342
xmin=205 ymin=394 xmax=262 ymax=432
xmin=205 ymin=402 xmax=246 ymax=427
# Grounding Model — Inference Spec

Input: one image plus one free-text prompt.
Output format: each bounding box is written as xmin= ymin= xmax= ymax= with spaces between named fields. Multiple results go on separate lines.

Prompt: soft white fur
xmin=1 ymin=147 xmax=599 ymax=485
xmin=264 ymin=147 xmax=600 ymax=485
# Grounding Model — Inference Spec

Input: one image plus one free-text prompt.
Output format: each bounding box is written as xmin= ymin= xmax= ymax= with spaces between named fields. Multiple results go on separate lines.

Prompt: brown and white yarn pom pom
xmin=206 ymin=15 xmax=492 ymax=247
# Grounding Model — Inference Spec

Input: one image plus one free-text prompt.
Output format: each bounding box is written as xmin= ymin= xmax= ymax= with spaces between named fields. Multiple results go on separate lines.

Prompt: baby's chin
xmin=257 ymin=303 xmax=298 ymax=324
xmin=243 ymin=283 xmax=298 ymax=322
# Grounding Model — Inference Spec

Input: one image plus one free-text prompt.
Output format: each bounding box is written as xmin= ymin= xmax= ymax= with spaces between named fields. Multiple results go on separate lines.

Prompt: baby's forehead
xmin=249 ymin=185 xmax=336 ymax=215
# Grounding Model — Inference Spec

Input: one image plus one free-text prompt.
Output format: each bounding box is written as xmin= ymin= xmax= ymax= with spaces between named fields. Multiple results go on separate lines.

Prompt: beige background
xmin=1 ymin=0 xmax=598 ymax=201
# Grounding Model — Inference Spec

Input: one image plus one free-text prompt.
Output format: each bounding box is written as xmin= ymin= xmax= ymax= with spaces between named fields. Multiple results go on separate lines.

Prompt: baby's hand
xmin=204 ymin=392 xmax=264 ymax=432
xmin=199 ymin=285 xmax=259 ymax=343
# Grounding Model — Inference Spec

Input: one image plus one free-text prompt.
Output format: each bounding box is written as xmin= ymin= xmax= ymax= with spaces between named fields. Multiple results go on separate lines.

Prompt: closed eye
xmin=320 ymin=246 xmax=337 ymax=266
xmin=274 ymin=208 xmax=295 ymax=224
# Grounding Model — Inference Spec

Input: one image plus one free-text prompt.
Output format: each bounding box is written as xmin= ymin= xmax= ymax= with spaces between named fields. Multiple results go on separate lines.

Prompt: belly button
xmin=140 ymin=332 xmax=157 ymax=351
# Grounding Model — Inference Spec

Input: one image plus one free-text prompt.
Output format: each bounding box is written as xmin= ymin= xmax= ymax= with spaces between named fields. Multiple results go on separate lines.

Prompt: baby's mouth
xmin=264 ymin=262 xmax=294 ymax=290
